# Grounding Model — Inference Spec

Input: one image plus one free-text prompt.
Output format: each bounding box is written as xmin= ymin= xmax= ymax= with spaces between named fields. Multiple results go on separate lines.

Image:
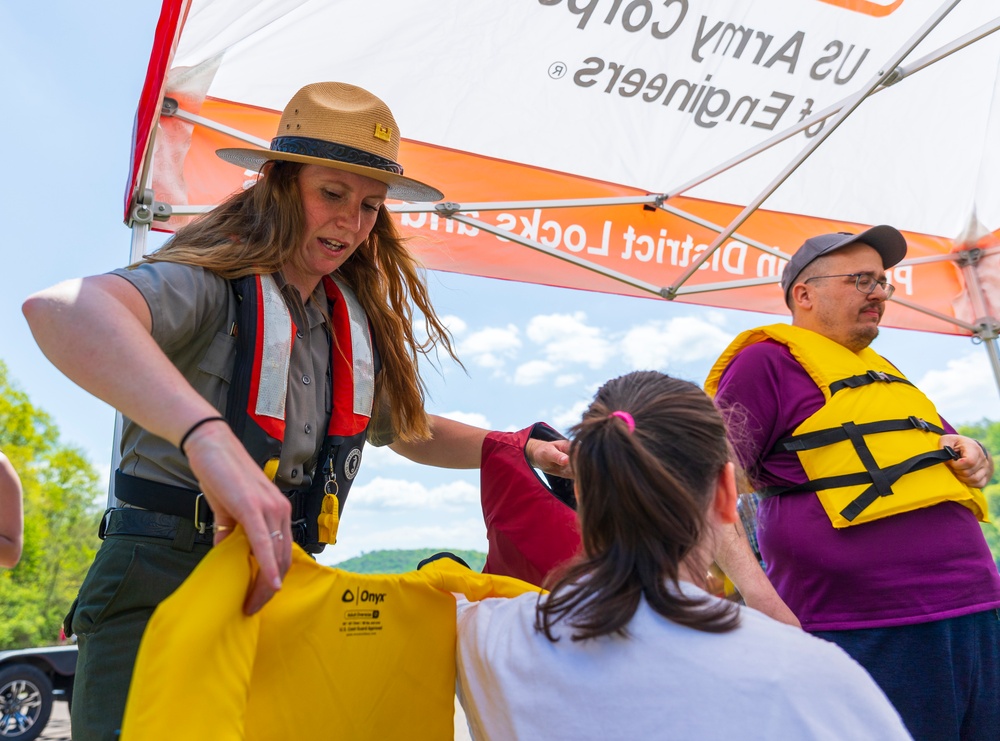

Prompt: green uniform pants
xmin=67 ymin=528 xmax=210 ymax=741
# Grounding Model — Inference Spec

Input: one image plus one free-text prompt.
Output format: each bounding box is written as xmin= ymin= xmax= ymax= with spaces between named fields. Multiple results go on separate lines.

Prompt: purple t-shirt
xmin=715 ymin=339 xmax=1000 ymax=631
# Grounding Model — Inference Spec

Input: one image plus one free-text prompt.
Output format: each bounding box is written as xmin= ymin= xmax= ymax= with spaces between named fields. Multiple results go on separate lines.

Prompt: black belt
xmin=114 ymin=470 xmax=214 ymax=532
xmin=100 ymin=507 xmax=215 ymax=548
xmin=112 ymin=470 xmax=316 ymax=550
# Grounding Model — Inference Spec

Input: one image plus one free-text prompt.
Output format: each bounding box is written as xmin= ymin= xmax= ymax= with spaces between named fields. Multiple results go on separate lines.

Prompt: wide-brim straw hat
xmin=217 ymin=82 xmax=443 ymax=202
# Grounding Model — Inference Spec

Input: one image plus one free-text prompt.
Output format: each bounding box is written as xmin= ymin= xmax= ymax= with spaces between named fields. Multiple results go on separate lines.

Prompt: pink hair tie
xmin=608 ymin=410 xmax=636 ymax=433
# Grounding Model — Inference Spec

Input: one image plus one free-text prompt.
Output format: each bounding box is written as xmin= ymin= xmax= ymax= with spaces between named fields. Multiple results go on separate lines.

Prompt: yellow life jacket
xmin=705 ymin=324 xmax=989 ymax=529
xmin=121 ymin=531 xmax=540 ymax=741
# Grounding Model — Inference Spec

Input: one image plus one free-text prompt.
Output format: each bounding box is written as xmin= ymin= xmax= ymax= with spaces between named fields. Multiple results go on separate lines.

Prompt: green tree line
xmin=332 ymin=548 xmax=487 ymax=574
xmin=0 ymin=361 xmax=103 ymax=648
xmin=956 ymin=420 xmax=1000 ymax=569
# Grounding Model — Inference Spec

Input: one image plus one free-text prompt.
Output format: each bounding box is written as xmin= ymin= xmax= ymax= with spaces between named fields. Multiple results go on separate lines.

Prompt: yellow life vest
xmin=705 ymin=324 xmax=989 ymax=529
xmin=121 ymin=531 xmax=540 ymax=740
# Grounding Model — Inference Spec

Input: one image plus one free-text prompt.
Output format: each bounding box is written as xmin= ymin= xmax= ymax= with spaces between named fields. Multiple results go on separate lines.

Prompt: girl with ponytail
xmin=455 ymin=371 xmax=911 ymax=741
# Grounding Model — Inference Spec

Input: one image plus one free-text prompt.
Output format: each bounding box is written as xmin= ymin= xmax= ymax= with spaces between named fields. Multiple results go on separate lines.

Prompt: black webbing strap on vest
xmin=829 ymin=369 xmax=914 ymax=396
xmin=774 ymin=416 xmax=946 ymax=453
xmin=837 ymin=447 xmax=960 ymax=521
xmin=766 ymin=414 xmax=957 ymax=522
xmin=760 ymin=442 xmax=960 ymax=522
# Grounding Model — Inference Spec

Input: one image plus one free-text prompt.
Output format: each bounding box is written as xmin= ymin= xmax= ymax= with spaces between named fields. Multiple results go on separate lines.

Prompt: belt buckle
xmin=98 ymin=508 xmax=114 ymax=540
xmin=193 ymin=493 xmax=211 ymax=534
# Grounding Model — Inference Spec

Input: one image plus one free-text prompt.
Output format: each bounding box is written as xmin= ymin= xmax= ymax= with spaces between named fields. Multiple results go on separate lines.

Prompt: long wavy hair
xmin=536 ymin=371 xmax=740 ymax=641
xmin=140 ymin=161 xmax=455 ymax=441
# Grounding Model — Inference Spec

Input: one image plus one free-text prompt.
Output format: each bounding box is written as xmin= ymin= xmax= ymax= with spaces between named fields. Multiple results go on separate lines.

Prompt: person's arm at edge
xmin=713 ymin=519 xmax=801 ymax=628
xmin=390 ymin=414 xmax=571 ymax=476
xmin=0 ymin=452 xmax=23 ymax=568
xmin=22 ymin=274 xmax=291 ymax=614
xmin=712 ymin=342 xmax=800 ymax=627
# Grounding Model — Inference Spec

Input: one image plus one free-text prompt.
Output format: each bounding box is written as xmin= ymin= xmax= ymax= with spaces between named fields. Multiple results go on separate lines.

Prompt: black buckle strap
xmin=761 ymin=445 xmax=959 ymax=522
xmin=775 ymin=417 xmax=945 ymax=453
xmin=842 ymin=422 xmax=894 ymax=498
xmin=839 ymin=447 xmax=960 ymax=522
xmin=829 ymin=370 xmax=914 ymax=396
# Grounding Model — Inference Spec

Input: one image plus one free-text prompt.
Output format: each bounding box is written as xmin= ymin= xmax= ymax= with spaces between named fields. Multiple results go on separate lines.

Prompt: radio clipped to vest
xmin=229 ymin=273 xmax=377 ymax=553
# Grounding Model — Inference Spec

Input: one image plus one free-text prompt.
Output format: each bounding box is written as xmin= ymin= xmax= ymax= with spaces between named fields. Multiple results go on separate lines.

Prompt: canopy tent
xmin=125 ymin=0 xmax=1000 ymax=387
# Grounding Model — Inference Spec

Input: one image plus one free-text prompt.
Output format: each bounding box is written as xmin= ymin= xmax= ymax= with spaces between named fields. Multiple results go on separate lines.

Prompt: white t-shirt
xmin=456 ymin=584 xmax=912 ymax=741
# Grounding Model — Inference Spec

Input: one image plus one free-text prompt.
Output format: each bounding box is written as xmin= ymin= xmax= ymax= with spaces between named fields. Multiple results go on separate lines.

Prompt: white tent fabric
xmin=125 ymin=0 xmax=1000 ymax=378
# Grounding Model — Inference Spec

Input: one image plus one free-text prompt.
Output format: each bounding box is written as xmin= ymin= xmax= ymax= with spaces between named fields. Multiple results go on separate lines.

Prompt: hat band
xmin=271 ymin=136 xmax=403 ymax=175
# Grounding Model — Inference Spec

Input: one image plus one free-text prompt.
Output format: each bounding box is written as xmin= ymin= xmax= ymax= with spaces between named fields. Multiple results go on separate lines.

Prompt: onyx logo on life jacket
xmin=345 ymin=447 xmax=363 ymax=480
xmin=342 ymin=589 xmax=355 ymax=603
xmin=361 ymin=590 xmax=386 ymax=605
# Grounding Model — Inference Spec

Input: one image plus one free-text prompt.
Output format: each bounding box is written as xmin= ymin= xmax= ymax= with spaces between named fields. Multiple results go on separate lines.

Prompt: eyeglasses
xmin=803 ymin=272 xmax=895 ymax=299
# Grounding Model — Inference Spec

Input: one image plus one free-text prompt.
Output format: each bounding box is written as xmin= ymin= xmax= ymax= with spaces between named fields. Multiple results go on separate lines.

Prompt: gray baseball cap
xmin=780 ymin=225 xmax=907 ymax=305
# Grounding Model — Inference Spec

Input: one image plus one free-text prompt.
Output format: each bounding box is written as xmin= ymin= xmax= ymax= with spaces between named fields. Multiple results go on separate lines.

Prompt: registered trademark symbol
xmin=548 ymin=62 xmax=567 ymax=79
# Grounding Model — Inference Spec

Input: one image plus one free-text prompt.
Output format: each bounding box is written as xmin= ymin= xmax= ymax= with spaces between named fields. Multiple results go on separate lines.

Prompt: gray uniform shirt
xmin=111 ymin=261 xmax=395 ymax=493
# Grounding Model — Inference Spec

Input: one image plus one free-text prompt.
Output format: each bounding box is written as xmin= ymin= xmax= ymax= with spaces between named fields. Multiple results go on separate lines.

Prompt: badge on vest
xmin=345 ymin=448 xmax=363 ymax=480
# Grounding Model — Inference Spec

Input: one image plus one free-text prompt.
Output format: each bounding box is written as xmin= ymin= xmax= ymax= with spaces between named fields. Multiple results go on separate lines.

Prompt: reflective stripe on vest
xmin=705 ymin=324 xmax=989 ymax=529
xmin=249 ymin=274 xmax=373 ymax=438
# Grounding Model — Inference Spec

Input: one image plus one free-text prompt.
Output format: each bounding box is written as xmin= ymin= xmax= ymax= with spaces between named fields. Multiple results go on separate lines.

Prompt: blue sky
xmin=3 ymin=2 xmax=998 ymax=564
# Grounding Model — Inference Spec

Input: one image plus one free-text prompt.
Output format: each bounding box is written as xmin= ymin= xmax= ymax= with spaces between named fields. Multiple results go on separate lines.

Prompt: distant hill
xmin=331 ymin=548 xmax=487 ymax=574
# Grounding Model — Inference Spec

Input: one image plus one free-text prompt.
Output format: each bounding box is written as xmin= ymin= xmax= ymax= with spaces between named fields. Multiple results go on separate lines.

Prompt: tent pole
xmin=957 ymin=248 xmax=1000 ymax=398
xmin=106 ymin=217 xmax=155 ymax=508
xmin=663 ymin=0 xmax=963 ymax=298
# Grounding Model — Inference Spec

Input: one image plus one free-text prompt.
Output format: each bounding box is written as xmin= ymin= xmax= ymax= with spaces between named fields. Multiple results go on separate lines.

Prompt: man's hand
xmin=525 ymin=438 xmax=573 ymax=479
xmin=940 ymin=434 xmax=994 ymax=489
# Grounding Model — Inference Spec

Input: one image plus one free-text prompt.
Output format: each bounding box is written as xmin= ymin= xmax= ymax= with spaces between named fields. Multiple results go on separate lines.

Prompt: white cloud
xmin=620 ymin=316 xmax=733 ymax=369
xmin=442 ymin=314 xmax=467 ymax=335
xmin=552 ymin=399 xmax=590 ymax=432
xmin=915 ymin=353 xmax=1000 ymax=424
xmin=359 ymin=444 xmax=416 ymax=470
xmin=526 ymin=313 xmax=615 ymax=368
xmin=348 ymin=477 xmax=479 ymax=511
xmin=458 ymin=325 xmax=521 ymax=369
xmin=513 ymin=360 xmax=558 ymax=386
xmin=435 ymin=410 xmax=492 ymax=429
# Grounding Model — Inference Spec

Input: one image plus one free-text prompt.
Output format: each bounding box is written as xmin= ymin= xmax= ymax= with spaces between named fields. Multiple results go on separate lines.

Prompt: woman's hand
xmin=181 ymin=420 xmax=292 ymax=614
xmin=525 ymin=438 xmax=573 ymax=479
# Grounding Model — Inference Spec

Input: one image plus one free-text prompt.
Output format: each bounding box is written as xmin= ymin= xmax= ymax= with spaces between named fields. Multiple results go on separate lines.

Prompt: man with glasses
xmin=705 ymin=225 xmax=1000 ymax=741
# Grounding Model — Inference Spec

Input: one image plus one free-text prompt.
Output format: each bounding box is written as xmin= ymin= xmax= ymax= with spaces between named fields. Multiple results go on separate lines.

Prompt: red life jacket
xmin=480 ymin=423 xmax=580 ymax=586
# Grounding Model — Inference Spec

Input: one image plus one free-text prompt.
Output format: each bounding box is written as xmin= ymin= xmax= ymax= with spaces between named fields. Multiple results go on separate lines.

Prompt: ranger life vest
xmin=228 ymin=273 xmax=377 ymax=552
xmin=705 ymin=324 xmax=989 ymax=529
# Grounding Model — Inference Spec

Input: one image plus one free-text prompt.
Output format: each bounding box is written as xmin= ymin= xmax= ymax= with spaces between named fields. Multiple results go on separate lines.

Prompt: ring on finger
xmin=269 ymin=530 xmax=284 ymax=541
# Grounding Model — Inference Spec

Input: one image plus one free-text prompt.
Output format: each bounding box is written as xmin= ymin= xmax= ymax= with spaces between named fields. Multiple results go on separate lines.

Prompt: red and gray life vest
xmin=480 ymin=423 xmax=580 ymax=586
xmin=227 ymin=273 xmax=378 ymax=552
